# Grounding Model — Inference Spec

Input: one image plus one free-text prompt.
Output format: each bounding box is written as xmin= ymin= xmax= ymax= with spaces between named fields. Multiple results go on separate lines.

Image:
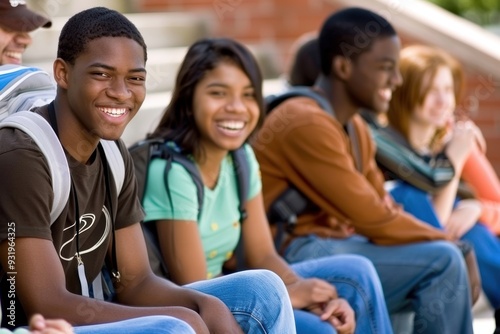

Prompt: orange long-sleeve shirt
xmin=252 ymin=96 xmax=448 ymax=245
xmin=462 ymin=145 xmax=500 ymax=235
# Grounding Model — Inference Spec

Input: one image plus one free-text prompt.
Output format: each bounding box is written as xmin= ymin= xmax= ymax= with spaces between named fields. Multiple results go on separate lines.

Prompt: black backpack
xmin=265 ymin=86 xmax=333 ymax=116
xmin=263 ymin=86 xmax=362 ymax=249
xmin=129 ymin=138 xmax=250 ymax=278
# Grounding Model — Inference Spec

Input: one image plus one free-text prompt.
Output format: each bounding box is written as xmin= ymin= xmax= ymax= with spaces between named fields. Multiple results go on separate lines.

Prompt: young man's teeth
xmin=4 ymin=51 xmax=21 ymax=60
xmin=102 ymin=108 xmax=126 ymax=117
xmin=218 ymin=121 xmax=244 ymax=130
xmin=380 ymin=89 xmax=392 ymax=100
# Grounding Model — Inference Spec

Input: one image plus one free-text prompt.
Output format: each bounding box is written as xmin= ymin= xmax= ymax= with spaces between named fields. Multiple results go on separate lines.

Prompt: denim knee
xmin=414 ymin=241 xmax=471 ymax=313
xmin=147 ymin=316 xmax=196 ymax=334
xmin=229 ymin=269 xmax=295 ymax=334
xmin=187 ymin=269 xmax=295 ymax=334
xmin=294 ymin=309 xmax=336 ymax=334
xmin=429 ymin=241 xmax=466 ymax=274
xmin=337 ymin=254 xmax=378 ymax=282
xmin=73 ymin=315 xmax=196 ymax=334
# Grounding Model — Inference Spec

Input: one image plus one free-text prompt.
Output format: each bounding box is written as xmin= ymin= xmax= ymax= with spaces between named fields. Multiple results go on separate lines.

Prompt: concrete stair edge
xmin=25 ymin=45 xmax=283 ymax=94
xmin=24 ymin=11 xmax=214 ymax=62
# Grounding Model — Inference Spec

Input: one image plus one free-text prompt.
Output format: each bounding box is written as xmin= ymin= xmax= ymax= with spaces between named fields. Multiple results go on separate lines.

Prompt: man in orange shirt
xmin=253 ymin=7 xmax=474 ymax=333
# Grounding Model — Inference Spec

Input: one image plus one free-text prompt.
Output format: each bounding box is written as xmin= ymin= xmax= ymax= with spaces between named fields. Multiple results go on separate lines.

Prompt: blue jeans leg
xmin=294 ymin=309 xmax=336 ymax=334
xmin=74 ymin=316 xmax=195 ymax=334
xmin=291 ymin=255 xmax=392 ymax=334
xmin=185 ymin=269 xmax=296 ymax=334
xmin=462 ymin=223 xmax=500 ymax=309
xmin=284 ymin=235 xmax=473 ymax=334
xmin=390 ymin=181 xmax=500 ymax=309
xmin=389 ymin=181 xmax=441 ymax=229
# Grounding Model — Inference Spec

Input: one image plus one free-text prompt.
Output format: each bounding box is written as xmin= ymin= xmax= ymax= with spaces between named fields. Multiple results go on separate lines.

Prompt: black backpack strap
xmin=267 ymin=186 xmax=311 ymax=250
xmin=164 ymin=145 xmax=248 ymax=224
xmin=265 ymin=86 xmax=334 ymax=116
xmin=128 ymin=138 xmax=166 ymax=201
xmin=138 ymin=143 xmax=205 ymax=279
xmin=230 ymin=147 xmax=250 ymax=272
xmin=141 ymin=221 xmax=170 ymax=278
xmin=162 ymin=145 xmax=205 ymax=221
xmin=231 ymin=147 xmax=249 ymax=224
xmin=265 ymin=87 xmax=335 ymax=251
xmin=129 ymin=138 xmax=170 ymax=279
xmin=162 ymin=146 xmax=250 ymax=273
xmin=347 ymin=121 xmax=362 ymax=172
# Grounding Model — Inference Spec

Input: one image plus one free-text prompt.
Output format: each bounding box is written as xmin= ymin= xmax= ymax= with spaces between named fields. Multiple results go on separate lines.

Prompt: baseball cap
xmin=0 ymin=0 xmax=51 ymax=32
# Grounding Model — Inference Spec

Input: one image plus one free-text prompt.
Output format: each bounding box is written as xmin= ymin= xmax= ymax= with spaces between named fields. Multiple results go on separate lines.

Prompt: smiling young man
xmin=0 ymin=7 xmax=294 ymax=334
xmin=0 ymin=0 xmax=51 ymax=65
xmin=253 ymin=7 xmax=474 ymax=334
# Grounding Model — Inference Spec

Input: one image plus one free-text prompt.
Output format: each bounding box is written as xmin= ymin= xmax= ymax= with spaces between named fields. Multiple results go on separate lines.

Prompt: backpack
xmin=0 ymin=65 xmax=56 ymax=122
xmin=264 ymin=86 xmax=363 ymax=249
xmin=0 ymin=65 xmax=125 ymax=224
xmin=0 ymin=65 xmax=125 ymax=302
xmin=128 ymin=138 xmax=250 ymax=278
xmin=265 ymin=86 xmax=333 ymax=116
xmin=360 ymin=110 xmax=456 ymax=194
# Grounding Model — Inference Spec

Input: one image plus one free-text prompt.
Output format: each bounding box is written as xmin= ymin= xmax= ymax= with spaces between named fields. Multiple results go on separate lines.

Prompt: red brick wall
xmin=462 ymin=73 xmax=500 ymax=164
xmin=140 ymin=0 xmax=500 ymax=174
xmin=139 ymin=0 xmax=340 ymax=73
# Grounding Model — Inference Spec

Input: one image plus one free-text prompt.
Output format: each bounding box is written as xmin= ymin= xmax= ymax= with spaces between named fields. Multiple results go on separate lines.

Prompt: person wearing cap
xmin=0 ymin=3 xmax=69 ymax=333
xmin=0 ymin=0 xmax=51 ymax=65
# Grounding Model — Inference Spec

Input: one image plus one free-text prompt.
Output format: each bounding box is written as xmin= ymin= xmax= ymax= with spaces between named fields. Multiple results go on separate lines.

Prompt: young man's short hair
xmin=57 ymin=7 xmax=147 ymax=64
xmin=318 ymin=7 xmax=396 ymax=76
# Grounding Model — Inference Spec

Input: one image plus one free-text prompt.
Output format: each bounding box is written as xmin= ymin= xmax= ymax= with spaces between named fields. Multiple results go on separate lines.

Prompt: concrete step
xmin=26 ymin=0 xmax=130 ymax=17
xmin=26 ymin=45 xmax=282 ymax=95
xmin=24 ymin=12 xmax=213 ymax=62
xmin=25 ymin=46 xmax=189 ymax=93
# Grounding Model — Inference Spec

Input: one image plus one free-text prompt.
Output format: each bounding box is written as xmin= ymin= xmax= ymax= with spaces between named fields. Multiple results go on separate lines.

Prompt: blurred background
xmin=23 ymin=0 xmax=499 ymax=332
xmin=24 ymin=1 xmax=500 ymax=159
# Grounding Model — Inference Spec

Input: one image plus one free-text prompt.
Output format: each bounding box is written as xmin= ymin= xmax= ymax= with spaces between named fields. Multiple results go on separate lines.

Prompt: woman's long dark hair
xmin=149 ymin=38 xmax=265 ymax=159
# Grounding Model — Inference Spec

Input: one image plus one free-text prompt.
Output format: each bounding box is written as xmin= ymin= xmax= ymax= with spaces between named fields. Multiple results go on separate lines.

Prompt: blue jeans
xmin=284 ymin=235 xmax=473 ymax=334
xmin=186 ymin=269 xmax=296 ymax=334
xmin=391 ymin=180 xmax=500 ymax=309
xmin=74 ymin=316 xmax=195 ymax=334
xmin=291 ymin=255 xmax=393 ymax=334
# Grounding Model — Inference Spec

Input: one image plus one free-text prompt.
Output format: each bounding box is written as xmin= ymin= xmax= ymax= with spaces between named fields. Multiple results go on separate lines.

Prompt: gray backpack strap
xmin=0 ymin=111 xmax=70 ymax=224
xmin=100 ymin=140 xmax=125 ymax=195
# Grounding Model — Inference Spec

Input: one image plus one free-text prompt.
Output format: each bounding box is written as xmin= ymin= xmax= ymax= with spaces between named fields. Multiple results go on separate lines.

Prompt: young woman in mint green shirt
xmin=142 ymin=37 xmax=393 ymax=334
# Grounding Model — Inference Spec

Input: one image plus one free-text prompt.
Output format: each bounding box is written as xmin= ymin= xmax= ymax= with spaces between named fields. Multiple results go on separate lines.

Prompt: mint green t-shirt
xmin=142 ymin=144 xmax=261 ymax=278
